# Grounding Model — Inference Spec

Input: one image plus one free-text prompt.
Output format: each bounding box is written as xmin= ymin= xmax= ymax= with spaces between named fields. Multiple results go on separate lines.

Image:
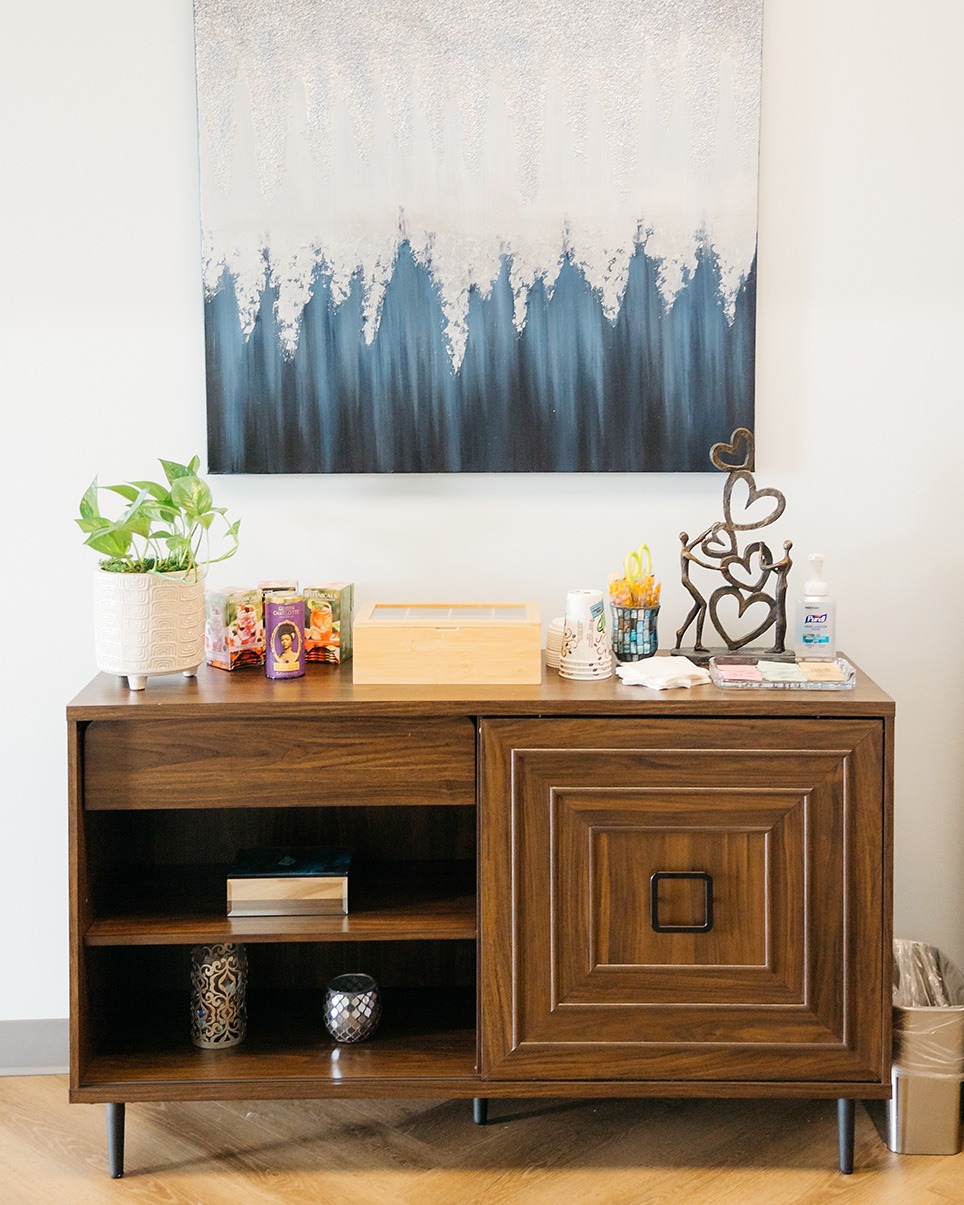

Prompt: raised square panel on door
xmin=557 ymin=788 xmax=802 ymax=1008
xmin=480 ymin=717 xmax=886 ymax=1085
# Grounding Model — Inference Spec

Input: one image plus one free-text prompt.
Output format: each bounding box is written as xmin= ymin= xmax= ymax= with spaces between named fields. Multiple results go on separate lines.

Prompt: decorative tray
xmin=709 ymin=655 xmax=856 ymax=690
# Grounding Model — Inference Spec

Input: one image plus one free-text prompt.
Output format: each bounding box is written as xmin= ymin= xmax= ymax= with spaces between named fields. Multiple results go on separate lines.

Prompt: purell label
xmin=804 ymin=612 xmax=828 ymax=625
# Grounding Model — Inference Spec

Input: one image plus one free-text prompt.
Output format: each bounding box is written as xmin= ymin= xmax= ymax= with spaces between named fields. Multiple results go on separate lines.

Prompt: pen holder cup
xmin=611 ymin=604 xmax=659 ymax=662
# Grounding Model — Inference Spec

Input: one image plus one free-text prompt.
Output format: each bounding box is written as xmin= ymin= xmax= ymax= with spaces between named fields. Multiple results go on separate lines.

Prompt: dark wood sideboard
xmin=67 ymin=657 xmax=894 ymax=1177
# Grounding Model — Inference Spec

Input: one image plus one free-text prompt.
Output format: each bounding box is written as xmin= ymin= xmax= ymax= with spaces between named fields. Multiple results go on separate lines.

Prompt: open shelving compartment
xmin=81 ymin=943 xmax=479 ymax=1089
xmin=76 ymin=802 xmax=480 ymax=1095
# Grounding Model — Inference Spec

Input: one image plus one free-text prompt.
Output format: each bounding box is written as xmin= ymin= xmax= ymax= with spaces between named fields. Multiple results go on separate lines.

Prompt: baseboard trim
xmin=0 ymin=1018 xmax=68 ymax=1075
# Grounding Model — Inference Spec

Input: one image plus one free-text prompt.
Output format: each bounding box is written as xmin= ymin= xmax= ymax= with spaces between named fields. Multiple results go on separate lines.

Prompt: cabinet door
xmin=480 ymin=717 xmax=888 ymax=1084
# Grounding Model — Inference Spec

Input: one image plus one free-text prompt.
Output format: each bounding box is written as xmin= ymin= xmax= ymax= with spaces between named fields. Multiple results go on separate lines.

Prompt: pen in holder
xmin=609 ymin=542 xmax=661 ymax=661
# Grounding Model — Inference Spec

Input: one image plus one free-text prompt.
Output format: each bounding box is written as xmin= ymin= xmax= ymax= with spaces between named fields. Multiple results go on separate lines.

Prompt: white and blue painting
xmin=195 ymin=0 xmax=763 ymax=473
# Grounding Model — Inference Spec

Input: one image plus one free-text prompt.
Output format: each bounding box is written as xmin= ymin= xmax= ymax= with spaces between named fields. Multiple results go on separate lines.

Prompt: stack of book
xmin=226 ymin=847 xmax=350 ymax=917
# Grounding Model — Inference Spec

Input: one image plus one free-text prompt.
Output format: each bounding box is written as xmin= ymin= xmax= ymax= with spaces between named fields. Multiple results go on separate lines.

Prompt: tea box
xmin=205 ymin=587 xmax=265 ymax=670
xmin=304 ymin=582 xmax=354 ymax=664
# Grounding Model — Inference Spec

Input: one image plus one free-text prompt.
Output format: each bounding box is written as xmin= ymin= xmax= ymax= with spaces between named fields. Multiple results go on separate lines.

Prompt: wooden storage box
xmin=353 ymin=602 xmax=541 ymax=685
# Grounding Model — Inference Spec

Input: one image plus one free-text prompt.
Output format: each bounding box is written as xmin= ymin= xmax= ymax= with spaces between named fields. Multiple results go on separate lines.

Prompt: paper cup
xmin=561 ymin=589 xmax=611 ymax=677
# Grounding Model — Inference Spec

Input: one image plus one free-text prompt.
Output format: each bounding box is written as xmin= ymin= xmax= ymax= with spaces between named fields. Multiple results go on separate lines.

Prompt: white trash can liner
xmin=889 ymin=939 xmax=964 ymax=1155
xmin=892 ymin=939 xmax=964 ymax=1079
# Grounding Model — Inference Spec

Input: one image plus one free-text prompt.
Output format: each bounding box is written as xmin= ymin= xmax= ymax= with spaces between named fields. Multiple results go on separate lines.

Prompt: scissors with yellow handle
xmin=624 ymin=543 xmax=652 ymax=586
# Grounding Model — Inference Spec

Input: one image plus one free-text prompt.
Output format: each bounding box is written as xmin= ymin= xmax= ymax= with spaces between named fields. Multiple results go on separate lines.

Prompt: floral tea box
xmin=353 ymin=601 xmax=541 ymax=685
xmin=304 ymin=582 xmax=354 ymax=664
xmin=205 ymin=587 xmax=265 ymax=670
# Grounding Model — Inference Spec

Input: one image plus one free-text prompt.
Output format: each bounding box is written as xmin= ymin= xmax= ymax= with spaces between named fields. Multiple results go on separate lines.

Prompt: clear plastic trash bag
xmin=893 ymin=939 xmax=964 ymax=1079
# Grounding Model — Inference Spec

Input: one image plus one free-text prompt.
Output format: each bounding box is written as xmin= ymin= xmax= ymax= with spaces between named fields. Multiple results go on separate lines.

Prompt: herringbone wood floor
xmin=2 ymin=1076 xmax=963 ymax=1203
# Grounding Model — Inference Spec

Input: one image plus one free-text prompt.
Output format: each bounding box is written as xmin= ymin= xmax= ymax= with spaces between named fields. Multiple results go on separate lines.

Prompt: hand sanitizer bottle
xmin=796 ymin=553 xmax=836 ymax=660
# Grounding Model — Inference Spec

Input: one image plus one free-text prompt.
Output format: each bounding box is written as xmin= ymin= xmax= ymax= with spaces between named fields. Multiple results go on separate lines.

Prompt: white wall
xmin=1 ymin=1 xmax=962 ymax=1020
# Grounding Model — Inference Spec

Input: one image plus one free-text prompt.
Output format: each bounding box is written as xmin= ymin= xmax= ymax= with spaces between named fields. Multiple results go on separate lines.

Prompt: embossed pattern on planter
xmin=94 ymin=570 xmax=206 ymax=676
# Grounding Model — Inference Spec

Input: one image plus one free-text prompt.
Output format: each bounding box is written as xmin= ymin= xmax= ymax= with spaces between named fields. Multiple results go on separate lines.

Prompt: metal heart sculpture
xmin=721 ymin=541 xmax=772 ymax=592
xmin=723 ymin=470 xmax=786 ymax=532
xmin=709 ymin=586 xmax=776 ymax=651
xmin=675 ymin=428 xmax=793 ymax=657
xmin=699 ymin=521 xmax=737 ymax=560
xmin=710 ymin=426 xmax=754 ymax=472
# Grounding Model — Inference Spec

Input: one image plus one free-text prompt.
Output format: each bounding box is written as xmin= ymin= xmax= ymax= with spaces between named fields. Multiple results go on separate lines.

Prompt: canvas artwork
xmin=195 ymin=0 xmax=763 ymax=474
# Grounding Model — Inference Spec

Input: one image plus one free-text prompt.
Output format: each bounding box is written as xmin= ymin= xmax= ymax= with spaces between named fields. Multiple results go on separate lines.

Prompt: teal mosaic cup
xmin=611 ymin=604 xmax=659 ymax=661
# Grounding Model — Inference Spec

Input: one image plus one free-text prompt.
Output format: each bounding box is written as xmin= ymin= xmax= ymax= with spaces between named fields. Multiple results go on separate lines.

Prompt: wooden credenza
xmin=67 ymin=657 xmax=894 ymax=1177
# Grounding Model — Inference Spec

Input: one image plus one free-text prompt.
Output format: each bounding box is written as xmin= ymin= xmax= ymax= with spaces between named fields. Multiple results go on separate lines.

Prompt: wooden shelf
xmin=86 ymin=861 xmax=476 ymax=946
xmin=80 ymin=989 xmax=477 ymax=1087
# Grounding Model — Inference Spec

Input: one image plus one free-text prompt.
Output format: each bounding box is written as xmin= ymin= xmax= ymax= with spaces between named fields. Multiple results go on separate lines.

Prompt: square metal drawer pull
xmin=650 ymin=871 xmax=714 ymax=933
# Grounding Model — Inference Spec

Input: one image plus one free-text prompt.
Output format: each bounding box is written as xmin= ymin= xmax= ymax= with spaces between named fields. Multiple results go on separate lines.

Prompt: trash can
xmin=889 ymin=939 xmax=964 ymax=1154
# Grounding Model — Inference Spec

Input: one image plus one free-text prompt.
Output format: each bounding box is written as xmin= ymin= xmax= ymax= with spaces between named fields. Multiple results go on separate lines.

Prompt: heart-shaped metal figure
xmin=675 ymin=427 xmax=792 ymax=657
xmin=721 ymin=541 xmax=773 ymax=592
xmin=709 ymin=586 xmax=776 ymax=650
xmin=722 ymin=470 xmax=786 ymax=532
xmin=710 ymin=427 xmax=754 ymax=472
xmin=699 ymin=522 xmax=737 ymax=560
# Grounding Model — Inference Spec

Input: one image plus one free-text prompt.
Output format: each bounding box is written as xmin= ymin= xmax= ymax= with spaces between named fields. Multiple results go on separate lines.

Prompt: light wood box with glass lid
xmin=352 ymin=601 xmax=541 ymax=684
xmin=68 ymin=654 xmax=893 ymax=1178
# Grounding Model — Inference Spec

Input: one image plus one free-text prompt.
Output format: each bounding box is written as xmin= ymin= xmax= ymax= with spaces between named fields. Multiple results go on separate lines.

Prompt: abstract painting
xmin=195 ymin=0 xmax=762 ymax=473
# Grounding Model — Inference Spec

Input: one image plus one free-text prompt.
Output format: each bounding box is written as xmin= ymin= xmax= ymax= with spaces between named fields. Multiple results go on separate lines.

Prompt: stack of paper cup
xmin=559 ymin=589 xmax=612 ymax=680
xmin=545 ymin=617 xmax=565 ymax=669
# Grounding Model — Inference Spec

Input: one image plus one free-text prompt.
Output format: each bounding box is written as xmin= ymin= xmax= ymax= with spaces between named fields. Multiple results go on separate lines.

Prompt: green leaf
xmin=171 ymin=474 xmax=212 ymax=520
xmin=141 ymin=500 xmax=175 ymax=522
xmin=195 ymin=480 xmax=213 ymax=513
xmin=119 ymin=486 xmax=151 ymax=522
xmin=126 ymin=512 xmax=152 ymax=539
xmin=159 ymin=458 xmax=192 ymax=486
xmin=129 ymin=479 xmax=170 ymax=502
xmin=85 ymin=529 xmax=132 ymax=558
xmin=105 ymin=483 xmax=141 ymax=503
xmin=79 ymin=478 xmax=101 ymax=521
xmin=76 ymin=515 xmax=112 ymax=534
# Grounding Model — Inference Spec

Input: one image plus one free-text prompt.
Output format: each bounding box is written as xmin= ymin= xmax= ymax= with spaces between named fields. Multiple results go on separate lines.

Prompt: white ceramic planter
xmin=93 ymin=568 xmax=206 ymax=690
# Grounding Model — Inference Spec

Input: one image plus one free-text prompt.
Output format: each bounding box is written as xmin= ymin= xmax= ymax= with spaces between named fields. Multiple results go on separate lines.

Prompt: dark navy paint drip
xmin=204 ymin=241 xmax=755 ymax=473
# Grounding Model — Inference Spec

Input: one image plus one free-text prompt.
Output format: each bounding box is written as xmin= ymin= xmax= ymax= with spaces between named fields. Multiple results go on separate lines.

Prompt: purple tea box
xmin=265 ymin=593 xmax=306 ymax=679
xmin=304 ymin=583 xmax=354 ymax=664
xmin=205 ymin=587 xmax=265 ymax=670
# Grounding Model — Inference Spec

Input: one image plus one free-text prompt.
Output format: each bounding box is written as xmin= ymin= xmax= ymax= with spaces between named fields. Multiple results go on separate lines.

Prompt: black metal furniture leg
xmin=473 ymin=1097 xmax=488 ymax=1125
xmin=106 ymin=1102 xmax=125 ymax=1179
xmin=837 ymin=1098 xmax=855 ymax=1174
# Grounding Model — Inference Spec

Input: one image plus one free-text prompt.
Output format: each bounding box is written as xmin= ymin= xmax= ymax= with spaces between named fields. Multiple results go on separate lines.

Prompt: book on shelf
xmin=227 ymin=847 xmax=350 ymax=917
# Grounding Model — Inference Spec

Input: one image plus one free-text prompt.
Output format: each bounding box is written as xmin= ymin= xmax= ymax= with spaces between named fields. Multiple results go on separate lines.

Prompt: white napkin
xmin=615 ymin=655 xmax=711 ymax=690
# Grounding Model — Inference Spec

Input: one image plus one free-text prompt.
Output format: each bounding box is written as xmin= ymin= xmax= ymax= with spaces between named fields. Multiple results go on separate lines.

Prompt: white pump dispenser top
xmin=804 ymin=553 xmax=828 ymax=596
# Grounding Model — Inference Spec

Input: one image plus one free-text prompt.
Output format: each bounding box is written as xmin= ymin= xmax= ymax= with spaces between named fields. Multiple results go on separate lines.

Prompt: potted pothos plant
xmin=77 ymin=455 xmax=240 ymax=689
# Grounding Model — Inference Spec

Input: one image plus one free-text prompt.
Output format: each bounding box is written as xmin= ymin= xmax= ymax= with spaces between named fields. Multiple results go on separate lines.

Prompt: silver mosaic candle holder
xmin=190 ymin=942 xmax=248 ymax=1049
xmin=324 ymin=973 xmax=381 ymax=1043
